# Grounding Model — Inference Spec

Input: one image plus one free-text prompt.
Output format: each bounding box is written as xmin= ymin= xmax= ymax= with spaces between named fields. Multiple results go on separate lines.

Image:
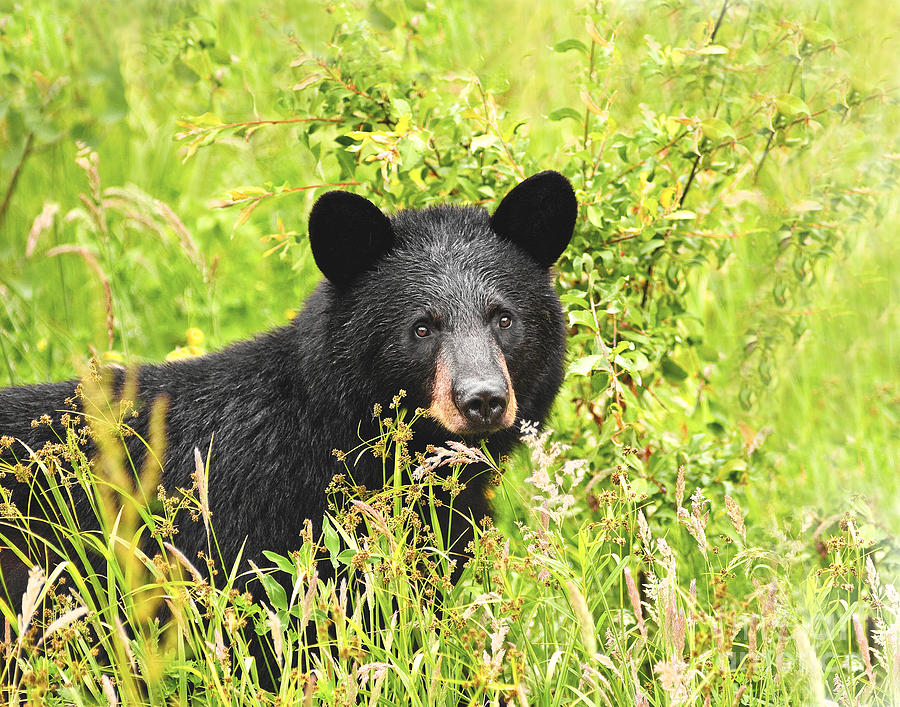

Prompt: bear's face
xmin=308 ymin=171 xmax=577 ymax=437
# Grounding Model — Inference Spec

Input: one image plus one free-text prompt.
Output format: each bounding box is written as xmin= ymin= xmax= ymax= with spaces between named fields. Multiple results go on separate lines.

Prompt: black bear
xmin=0 ymin=170 xmax=576 ymax=618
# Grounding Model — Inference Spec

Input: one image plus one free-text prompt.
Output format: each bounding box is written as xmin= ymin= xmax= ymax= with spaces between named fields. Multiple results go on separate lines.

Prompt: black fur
xmin=490 ymin=170 xmax=577 ymax=267
xmin=308 ymin=190 xmax=394 ymax=287
xmin=0 ymin=172 xmax=576 ymax=611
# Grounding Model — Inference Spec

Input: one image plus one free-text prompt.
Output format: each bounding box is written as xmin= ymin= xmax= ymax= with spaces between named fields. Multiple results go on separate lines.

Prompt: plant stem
xmin=582 ymin=37 xmax=597 ymax=180
xmin=0 ymin=132 xmax=35 ymax=232
xmin=711 ymin=0 xmax=729 ymax=42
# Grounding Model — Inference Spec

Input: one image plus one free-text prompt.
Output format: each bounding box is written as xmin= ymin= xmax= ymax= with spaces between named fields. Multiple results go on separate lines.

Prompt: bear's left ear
xmin=490 ymin=171 xmax=577 ymax=267
xmin=308 ymin=191 xmax=394 ymax=288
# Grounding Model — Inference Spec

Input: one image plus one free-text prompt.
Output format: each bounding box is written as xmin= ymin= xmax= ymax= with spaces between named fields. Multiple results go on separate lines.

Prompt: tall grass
xmin=2 ymin=381 xmax=898 ymax=704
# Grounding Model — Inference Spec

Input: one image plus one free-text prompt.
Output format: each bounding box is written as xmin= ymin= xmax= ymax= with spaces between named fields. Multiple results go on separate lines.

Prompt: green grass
xmin=1 ymin=0 xmax=898 ymax=704
xmin=750 ymin=212 xmax=899 ymax=518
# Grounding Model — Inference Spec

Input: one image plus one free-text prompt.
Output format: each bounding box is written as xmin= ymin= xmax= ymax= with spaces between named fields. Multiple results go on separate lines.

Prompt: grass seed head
xmin=624 ymin=568 xmax=647 ymax=642
xmin=101 ymin=674 xmax=118 ymax=707
xmin=724 ymin=494 xmax=746 ymax=541
xmin=675 ymin=465 xmax=686 ymax=509
xmin=566 ymin=580 xmax=597 ymax=657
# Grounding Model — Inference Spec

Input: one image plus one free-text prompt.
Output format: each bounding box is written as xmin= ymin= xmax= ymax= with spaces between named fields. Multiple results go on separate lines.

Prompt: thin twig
xmin=711 ymin=0 xmax=730 ymax=42
xmin=754 ymin=130 xmax=777 ymax=181
xmin=605 ymin=131 xmax=688 ymax=189
xmin=681 ymin=154 xmax=702 ymax=206
xmin=582 ymin=33 xmax=597 ymax=183
xmin=678 ymin=0 xmax=729 ymax=204
xmin=639 ymin=0 xmax=728 ymax=316
xmin=312 ymin=57 xmax=382 ymax=104
xmin=217 ymin=116 xmax=341 ymax=130
xmin=588 ymin=290 xmax=622 ymax=411
xmin=474 ymin=79 xmax=527 ymax=181
xmin=603 ymin=232 xmax=641 ymax=246
xmin=640 ymin=266 xmax=653 ymax=308
xmin=212 ymin=181 xmax=363 ymax=208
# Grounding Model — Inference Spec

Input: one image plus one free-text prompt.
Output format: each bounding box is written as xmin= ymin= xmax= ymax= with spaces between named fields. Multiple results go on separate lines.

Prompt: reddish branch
xmin=212 ymin=181 xmax=363 ymax=208
xmin=217 ymin=116 xmax=342 ymax=130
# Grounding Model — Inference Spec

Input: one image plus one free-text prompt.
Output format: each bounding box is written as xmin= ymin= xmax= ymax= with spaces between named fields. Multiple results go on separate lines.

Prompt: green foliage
xmin=0 ymin=0 xmax=898 ymax=704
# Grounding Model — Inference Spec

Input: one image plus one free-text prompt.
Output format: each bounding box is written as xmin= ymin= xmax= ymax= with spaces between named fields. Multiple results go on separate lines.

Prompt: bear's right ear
xmin=308 ymin=191 xmax=394 ymax=288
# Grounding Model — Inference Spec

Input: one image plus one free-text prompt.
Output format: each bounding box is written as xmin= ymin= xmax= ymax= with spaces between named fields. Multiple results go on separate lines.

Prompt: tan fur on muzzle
xmin=428 ymin=348 xmax=517 ymax=435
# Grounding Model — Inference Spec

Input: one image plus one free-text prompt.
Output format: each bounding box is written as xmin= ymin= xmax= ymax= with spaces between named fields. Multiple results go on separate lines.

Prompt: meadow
xmin=0 ymin=0 xmax=898 ymax=704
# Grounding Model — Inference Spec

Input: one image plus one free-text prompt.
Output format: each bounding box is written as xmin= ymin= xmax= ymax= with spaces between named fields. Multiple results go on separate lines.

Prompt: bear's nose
xmin=457 ymin=384 xmax=509 ymax=429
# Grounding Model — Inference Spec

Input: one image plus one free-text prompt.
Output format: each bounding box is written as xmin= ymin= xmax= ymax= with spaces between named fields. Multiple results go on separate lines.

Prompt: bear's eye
xmin=414 ymin=324 xmax=431 ymax=338
xmin=498 ymin=314 xmax=512 ymax=329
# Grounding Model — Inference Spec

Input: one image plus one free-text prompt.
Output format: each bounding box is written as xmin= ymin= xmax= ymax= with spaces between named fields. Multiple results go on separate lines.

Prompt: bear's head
xmin=307 ymin=171 xmax=577 ymax=438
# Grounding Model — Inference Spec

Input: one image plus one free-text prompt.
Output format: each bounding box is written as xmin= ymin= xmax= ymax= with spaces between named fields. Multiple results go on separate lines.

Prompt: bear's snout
xmin=428 ymin=336 xmax=518 ymax=436
xmin=454 ymin=378 xmax=510 ymax=430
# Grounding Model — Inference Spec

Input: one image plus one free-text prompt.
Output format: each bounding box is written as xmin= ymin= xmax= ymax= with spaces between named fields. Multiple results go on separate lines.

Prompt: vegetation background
xmin=0 ymin=0 xmax=897 ymax=704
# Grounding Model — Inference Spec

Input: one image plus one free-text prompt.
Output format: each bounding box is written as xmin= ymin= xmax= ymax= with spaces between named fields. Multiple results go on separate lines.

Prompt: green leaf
xmin=173 ymin=60 xmax=200 ymax=84
xmin=597 ymin=413 xmax=618 ymax=445
xmin=185 ymin=112 xmax=224 ymax=127
xmin=696 ymin=44 xmax=728 ymax=55
xmin=232 ymin=200 xmax=260 ymax=231
xmin=612 ymin=354 xmax=631 ymax=370
xmin=210 ymin=47 xmax=232 ymax=65
xmin=322 ymin=516 xmax=340 ymax=564
xmin=548 ymin=107 xmax=583 ymax=124
xmin=398 ymin=134 xmax=427 ymax=170
xmin=775 ymin=94 xmax=811 ymax=117
xmin=664 ymin=210 xmax=696 ymax=220
xmin=337 ymin=549 xmax=357 ymax=566
xmin=553 ymin=38 xmax=588 ymax=55
xmin=586 ymin=204 xmax=604 ymax=228
xmin=568 ymin=309 xmax=598 ymax=332
xmin=262 ymin=551 xmax=295 ymax=575
xmin=640 ymin=238 xmax=666 ymax=255
xmin=629 ymin=477 xmax=651 ymax=498
xmin=700 ymin=117 xmax=735 ymax=141
xmin=560 ymin=292 xmax=588 ymax=308
xmin=802 ymin=21 xmax=835 ymax=44
xmin=661 ymin=357 xmax=688 ymax=381
xmin=567 ymin=354 xmax=606 ymax=377
xmin=226 ymin=186 xmax=268 ymax=200
xmin=182 ymin=137 xmax=203 ymax=163
xmin=368 ymin=4 xmax=396 ymax=30
xmin=259 ymin=572 xmax=287 ymax=612
xmin=293 ymin=73 xmax=323 ymax=91
xmin=470 ymin=134 xmax=498 ymax=152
